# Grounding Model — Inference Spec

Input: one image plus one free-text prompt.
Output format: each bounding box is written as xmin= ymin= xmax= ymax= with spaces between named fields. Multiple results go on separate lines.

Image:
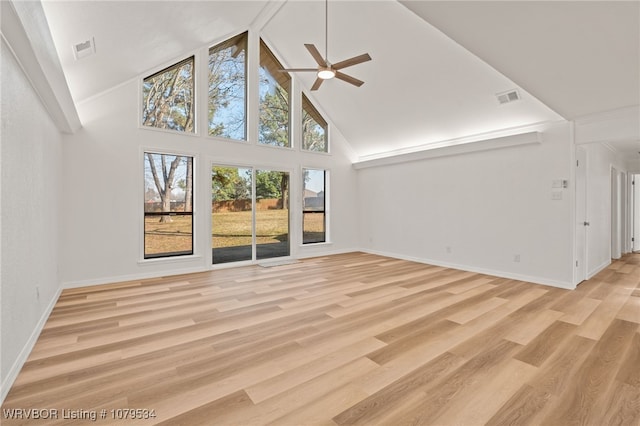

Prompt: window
xmin=209 ymin=32 xmax=247 ymax=140
xmin=302 ymin=168 xmax=326 ymax=244
xmin=144 ymin=152 xmax=194 ymax=258
xmin=302 ymin=94 xmax=328 ymax=152
xmin=142 ymin=57 xmax=195 ymax=133
xmin=259 ymin=39 xmax=291 ymax=148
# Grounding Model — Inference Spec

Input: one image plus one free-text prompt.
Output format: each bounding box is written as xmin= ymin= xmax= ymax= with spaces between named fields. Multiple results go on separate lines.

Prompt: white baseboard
xmin=63 ymin=248 xmax=359 ymax=289
xmin=62 ymin=266 xmax=210 ymax=289
xmin=1 ymin=286 xmax=62 ymax=404
xmin=362 ymin=248 xmax=575 ymax=290
xmin=587 ymin=259 xmax=611 ymax=280
xmin=297 ymin=247 xmax=359 ymax=259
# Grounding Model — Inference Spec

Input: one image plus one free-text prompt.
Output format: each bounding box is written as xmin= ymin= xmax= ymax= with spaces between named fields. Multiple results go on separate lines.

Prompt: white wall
xmin=60 ymin=76 xmax=359 ymax=287
xmin=357 ymin=122 xmax=574 ymax=288
xmin=1 ymin=40 xmax=63 ymax=400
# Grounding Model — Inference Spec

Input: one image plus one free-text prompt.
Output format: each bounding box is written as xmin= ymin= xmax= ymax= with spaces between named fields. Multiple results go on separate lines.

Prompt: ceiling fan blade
xmin=305 ymin=44 xmax=328 ymax=67
xmin=334 ymin=71 xmax=365 ymax=87
xmin=332 ymin=53 xmax=372 ymax=70
xmin=310 ymin=78 xmax=324 ymax=91
xmin=280 ymin=68 xmax=319 ymax=72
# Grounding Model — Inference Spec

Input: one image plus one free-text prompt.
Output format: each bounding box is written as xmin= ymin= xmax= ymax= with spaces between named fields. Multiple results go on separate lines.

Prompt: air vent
xmin=72 ymin=38 xmax=95 ymax=60
xmin=496 ymin=89 xmax=521 ymax=105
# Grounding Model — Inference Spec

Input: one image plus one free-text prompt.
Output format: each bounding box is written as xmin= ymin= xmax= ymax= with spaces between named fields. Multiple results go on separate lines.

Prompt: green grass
xmin=145 ymin=209 xmax=324 ymax=255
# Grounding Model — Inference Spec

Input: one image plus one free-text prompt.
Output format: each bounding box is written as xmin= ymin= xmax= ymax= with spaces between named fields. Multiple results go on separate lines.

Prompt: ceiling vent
xmin=496 ymin=89 xmax=521 ymax=105
xmin=72 ymin=38 xmax=95 ymax=60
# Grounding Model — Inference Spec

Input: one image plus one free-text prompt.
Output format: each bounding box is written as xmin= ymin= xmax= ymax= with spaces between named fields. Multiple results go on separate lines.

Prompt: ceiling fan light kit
xmin=317 ymin=68 xmax=336 ymax=80
xmin=281 ymin=0 xmax=371 ymax=90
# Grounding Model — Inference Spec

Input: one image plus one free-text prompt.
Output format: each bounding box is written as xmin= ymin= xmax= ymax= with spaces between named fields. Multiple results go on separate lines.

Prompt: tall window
xmin=303 ymin=168 xmax=326 ymax=244
xmin=144 ymin=152 xmax=194 ymax=258
xmin=302 ymin=94 xmax=328 ymax=152
xmin=259 ymin=39 xmax=291 ymax=148
xmin=142 ymin=57 xmax=195 ymax=132
xmin=209 ymin=32 xmax=247 ymax=140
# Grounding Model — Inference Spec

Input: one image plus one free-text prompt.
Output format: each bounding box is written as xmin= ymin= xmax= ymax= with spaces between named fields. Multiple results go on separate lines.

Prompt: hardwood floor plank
xmin=431 ymin=357 xmax=538 ymax=425
xmin=244 ymin=337 xmax=385 ymax=403
xmin=596 ymin=380 xmax=640 ymax=426
xmin=540 ymin=319 xmax=638 ymax=425
xmin=154 ymin=390 xmax=254 ymax=426
xmin=514 ymin=320 xmax=578 ymax=367
xmin=333 ymin=351 xmax=465 ymax=425
xmin=2 ymin=252 xmax=638 ymax=425
xmin=485 ymin=384 xmax=552 ymax=426
xmin=616 ymin=331 xmax=640 ymax=387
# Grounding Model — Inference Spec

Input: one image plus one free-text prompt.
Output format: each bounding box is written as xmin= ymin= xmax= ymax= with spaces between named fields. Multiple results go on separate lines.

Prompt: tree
xmin=255 ymin=170 xmax=288 ymax=209
xmin=212 ymin=167 xmax=250 ymax=201
xmin=302 ymin=110 xmax=326 ymax=152
xmin=142 ymin=59 xmax=194 ymax=132
xmin=146 ymin=153 xmax=184 ymax=223
xmin=208 ymin=33 xmax=247 ymax=139
xmin=177 ymin=157 xmax=193 ymax=212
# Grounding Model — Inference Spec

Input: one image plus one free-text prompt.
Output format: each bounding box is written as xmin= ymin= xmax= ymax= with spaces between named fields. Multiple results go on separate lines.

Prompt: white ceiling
xmin=41 ymin=1 xmax=269 ymax=102
xmin=39 ymin=0 xmax=639 ymax=159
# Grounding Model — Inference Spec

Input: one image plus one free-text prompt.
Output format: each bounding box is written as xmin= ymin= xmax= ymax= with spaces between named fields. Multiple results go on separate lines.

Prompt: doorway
xmin=633 ymin=174 xmax=640 ymax=252
xmin=575 ymin=146 xmax=588 ymax=284
xmin=611 ymin=167 xmax=622 ymax=259
xmin=211 ymin=165 xmax=290 ymax=264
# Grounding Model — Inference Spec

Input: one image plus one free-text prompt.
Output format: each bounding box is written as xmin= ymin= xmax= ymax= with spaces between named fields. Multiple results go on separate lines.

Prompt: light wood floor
xmin=2 ymin=252 xmax=639 ymax=425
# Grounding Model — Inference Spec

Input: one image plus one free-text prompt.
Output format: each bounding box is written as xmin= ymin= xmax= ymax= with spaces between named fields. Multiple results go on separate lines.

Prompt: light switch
xmin=551 ymin=191 xmax=563 ymax=200
xmin=552 ymin=179 xmax=563 ymax=188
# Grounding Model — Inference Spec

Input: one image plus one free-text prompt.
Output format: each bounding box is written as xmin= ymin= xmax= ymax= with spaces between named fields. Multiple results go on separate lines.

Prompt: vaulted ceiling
xmin=39 ymin=0 xmax=639 ymax=159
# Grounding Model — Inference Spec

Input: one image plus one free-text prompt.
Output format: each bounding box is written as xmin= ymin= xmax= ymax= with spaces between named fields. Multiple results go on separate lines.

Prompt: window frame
xmin=301 ymin=93 xmax=329 ymax=153
xmin=207 ymin=31 xmax=249 ymax=142
xmin=258 ymin=38 xmax=292 ymax=149
xmin=141 ymin=55 xmax=197 ymax=135
xmin=142 ymin=150 xmax=196 ymax=260
xmin=302 ymin=168 xmax=328 ymax=245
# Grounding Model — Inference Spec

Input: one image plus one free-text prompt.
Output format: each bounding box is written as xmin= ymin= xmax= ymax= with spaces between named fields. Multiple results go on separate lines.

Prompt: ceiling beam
xmin=1 ymin=0 xmax=81 ymax=133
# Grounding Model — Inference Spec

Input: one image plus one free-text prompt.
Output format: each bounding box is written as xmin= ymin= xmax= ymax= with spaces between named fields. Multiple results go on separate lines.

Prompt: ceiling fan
xmin=281 ymin=0 xmax=371 ymax=91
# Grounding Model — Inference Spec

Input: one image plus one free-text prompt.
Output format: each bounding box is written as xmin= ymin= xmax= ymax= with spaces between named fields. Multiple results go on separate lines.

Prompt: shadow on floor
xmin=212 ymin=242 xmax=290 ymax=264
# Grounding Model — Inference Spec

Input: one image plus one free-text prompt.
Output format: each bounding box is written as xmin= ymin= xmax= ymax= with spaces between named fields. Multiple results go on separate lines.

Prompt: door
xmin=212 ymin=166 xmax=253 ymax=264
xmin=256 ymin=169 xmax=290 ymax=260
xmin=634 ymin=174 xmax=640 ymax=252
xmin=575 ymin=147 xmax=588 ymax=284
xmin=211 ymin=166 xmax=290 ymax=264
xmin=611 ymin=168 xmax=622 ymax=259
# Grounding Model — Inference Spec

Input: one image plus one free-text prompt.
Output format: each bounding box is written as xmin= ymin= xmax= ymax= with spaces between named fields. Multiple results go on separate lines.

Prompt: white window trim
xmin=139 ymin=147 xmax=199 ymax=263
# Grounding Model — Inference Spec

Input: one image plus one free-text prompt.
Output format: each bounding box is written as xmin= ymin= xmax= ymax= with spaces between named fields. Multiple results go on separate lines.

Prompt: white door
xmin=634 ymin=174 xmax=640 ymax=252
xmin=575 ymin=147 xmax=588 ymax=284
xmin=611 ymin=168 xmax=622 ymax=260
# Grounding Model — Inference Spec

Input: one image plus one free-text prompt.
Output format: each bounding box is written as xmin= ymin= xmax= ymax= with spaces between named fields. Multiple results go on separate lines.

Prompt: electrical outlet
xmin=36 ymin=286 xmax=40 ymax=300
xmin=446 ymin=246 xmax=452 ymax=254
xmin=514 ymin=254 xmax=520 ymax=263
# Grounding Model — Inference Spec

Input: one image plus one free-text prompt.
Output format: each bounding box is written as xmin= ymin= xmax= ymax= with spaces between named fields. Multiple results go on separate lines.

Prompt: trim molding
xmin=587 ymin=259 xmax=611 ymax=280
xmin=361 ymin=248 xmax=575 ymax=290
xmin=0 ymin=286 xmax=62 ymax=404
xmin=353 ymin=131 xmax=542 ymax=170
xmin=64 ymin=248 xmax=359 ymax=289
xmin=62 ymin=266 xmax=208 ymax=290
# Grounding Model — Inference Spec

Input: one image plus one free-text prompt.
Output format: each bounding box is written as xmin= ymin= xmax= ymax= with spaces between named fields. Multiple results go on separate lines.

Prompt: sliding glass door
xmin=256 ymin=170 xmax=290 ymax=260
xmin=211 ymin=166 xmax=253 ymax=264
xmin=212 ymin=166 xmax=289 ymax=264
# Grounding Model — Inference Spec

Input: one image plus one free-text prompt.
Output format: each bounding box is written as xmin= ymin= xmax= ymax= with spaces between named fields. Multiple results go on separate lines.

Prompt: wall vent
xmin=72 ymin=38 xmax=95 ymax=60
xmin=496 ymin=89 xmax=520 ymax=105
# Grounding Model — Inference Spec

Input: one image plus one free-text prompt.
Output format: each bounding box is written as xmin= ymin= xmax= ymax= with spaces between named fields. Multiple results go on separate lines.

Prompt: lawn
xmin=144 ymin=209 xmax=324 ymax=256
